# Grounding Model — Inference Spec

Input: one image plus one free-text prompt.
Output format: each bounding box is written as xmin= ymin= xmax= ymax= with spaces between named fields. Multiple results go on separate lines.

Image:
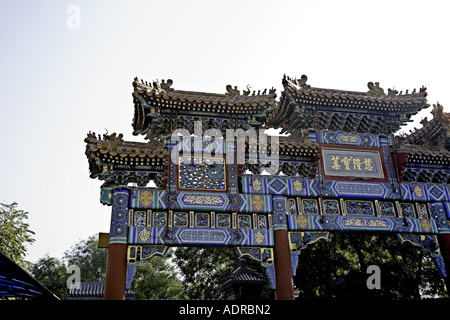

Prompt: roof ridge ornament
xmin=282 ymin=74 xmax=310 ymax=89
xmin=387 ymin=88 xmax=399 ymax=96
xmin=296 ymin=74 xmax=309 ymax=88
xmin=368 ymin=82 xmax=428 ymax=98
xmin=431 ymin=102 xmax=450 ymax=133
xmin=103 ymin=132 xmax=124 ymax=142
xmin=226 ymin=84 xmax=276 ymax=97
xmin=160 ymin=79 xmax=174 ymax=90
xmin=225 ymin=84 xmax=240 ymax=96
xmin=133 ymin=77 xmax=174 ymax=93
xmin=367 ymin=81 xmax=385 ymax=97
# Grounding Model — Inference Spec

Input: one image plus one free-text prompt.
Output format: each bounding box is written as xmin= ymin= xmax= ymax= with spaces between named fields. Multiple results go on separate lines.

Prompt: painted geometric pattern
xmin=128 ymin=226 xmax=274 ymax=247
xmin=241 ymin=177 xmax=450 ymax=202
xmin=320 ymin=131 xmax=380 ymax=147
xmin=127 ymin=182 xmax=450 ymax=213
xmin=323 ymin=199 xmax=340 ymax=215
xmin=287 ymin=214 xmax=439 ymax=234
xmin=242 ymin=176 xmax=398 ymax=199
xmin=379 ymin=201 xmax=396 ymax=217
xmin=404 ymin=183 xmax=450 ymax=202
xmin=272 ymin=196 xmax=288 ymax=230
xmin=344 ymin=200 xmax=375 ymax=216
xmin=128 ymin=245 xmax=169 ymax=263
xmin=130 ymin=188 xmax=273 ymax=214
xmin=430 ymin=202 xmax=450 ymax=233
xmin=175 ymin=192 xmax=230 ymax=211
xmin=130 ymin=189 xmax=167 ymax=209
xmin=445 ymin=202 xmax=450 ymax=220
xmin=239 ymin=194 xmax=273 ymax=213
xmin=332 ymin=181 xmax=388 ymax=199
xmin=241 ymin=176 xmax=306 ymax=196
xmin=110 ymin=189 xmax=130 ymax=244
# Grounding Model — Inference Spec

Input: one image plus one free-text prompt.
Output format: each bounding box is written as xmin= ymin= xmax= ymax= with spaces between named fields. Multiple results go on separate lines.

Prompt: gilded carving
xmin=296 ymin=215 xmax=308 ymax=228
xmin=413 ymin=185 xmax=423 ymax=198
xmin=293 ymin=180 xmax=303 ymax=192
xmin=254 ymin=230 xmax=265 ymax=245
xmin=420 ymin=219 xmax=432 ymax=232
xmin=182 ymin=194 xmax=225 ymax=206
xmin=342 ymin=218 xmax=388 ymax=228
xmin=138 ymin=228 xmax=151 ymax=242
xmin=251 ymin=195 xmax=264 ymax=212
xmin=139 ymin=190 xmax=153 ymax=208
xmin=252 ymin=178 xmax=262 ymax=192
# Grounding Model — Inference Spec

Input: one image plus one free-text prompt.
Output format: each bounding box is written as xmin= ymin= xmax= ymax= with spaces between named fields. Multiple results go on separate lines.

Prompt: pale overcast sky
xmin=0 ymin=0 xmax=449 ymax=263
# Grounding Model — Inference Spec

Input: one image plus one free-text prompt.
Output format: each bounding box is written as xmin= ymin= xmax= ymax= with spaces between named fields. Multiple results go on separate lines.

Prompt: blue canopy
xmin=0 ymin=250 xmax=58 ymax=300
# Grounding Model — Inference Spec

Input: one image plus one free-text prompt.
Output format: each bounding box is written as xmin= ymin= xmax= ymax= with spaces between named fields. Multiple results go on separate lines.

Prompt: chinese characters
xmin=322 ymin=148 xmax=384 ymax=179
xmin=330 ymin=155 xmax=374 ymax=172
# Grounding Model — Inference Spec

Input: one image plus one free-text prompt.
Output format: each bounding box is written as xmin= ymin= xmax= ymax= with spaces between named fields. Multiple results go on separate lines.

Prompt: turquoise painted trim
xmin=109 ymin=237 xmax=128 ymax=244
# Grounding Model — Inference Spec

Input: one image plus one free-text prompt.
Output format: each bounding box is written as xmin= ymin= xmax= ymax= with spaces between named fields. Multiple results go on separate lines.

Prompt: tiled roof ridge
xmin=282 ymin=74 xmax=428 ymax=102
xmin=222 ymin=263 xmax=266 ymax=284
xmin=132 ymin=76 xmax=277 ymax=107
xmin=85 ymin=132 xmax=167 ymax=159
xmin=68 ymin=281 xmax=135 ymax=297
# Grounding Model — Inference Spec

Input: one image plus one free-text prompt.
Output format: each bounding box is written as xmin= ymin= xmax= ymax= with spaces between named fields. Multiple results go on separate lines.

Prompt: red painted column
xmin=104 ymin=243 xmax=127 ymax=300
xmin=272 ymin=196 xmax=295 ymax=300
xmin=273 ymin=228 xmax=295 ymax=300
xmin=431 ymin=202 xmax=450 ymax=293
xmin=438 ymin=233 xmax=450 ymax=292
xmin=103 ymin=189 xmax=130 ymax=300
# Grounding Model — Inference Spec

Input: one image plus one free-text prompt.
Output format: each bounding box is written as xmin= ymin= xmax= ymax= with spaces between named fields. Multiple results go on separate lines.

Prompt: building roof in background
xmin=68 ymin=282 xmax=135 ymax=300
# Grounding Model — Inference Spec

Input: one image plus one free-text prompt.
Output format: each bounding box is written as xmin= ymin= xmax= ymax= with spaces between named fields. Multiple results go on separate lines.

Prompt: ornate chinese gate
xmin=84 ymin=75 xmax=450 ymax=300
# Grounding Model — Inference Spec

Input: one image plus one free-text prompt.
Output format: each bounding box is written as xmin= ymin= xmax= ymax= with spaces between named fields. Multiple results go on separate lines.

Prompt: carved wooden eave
xmin=404 ymin=102 xmax=450 ymax=148
xmin=241 ymin=135 xmax=319 ymax=178
xmin=85 ymin=132 xmax=167 ymax=161
xmin=244 ymin=135 xmax=319 ymax=155
xmin=132 ymin=77 xmax=277 ymax=139
xmin=267 ymin=74 xmax=429 ymax=134
xmin=84 ymin=132 xmax=167 ymax=186
xmin=392 ymin=139 xmax=450 ymax=183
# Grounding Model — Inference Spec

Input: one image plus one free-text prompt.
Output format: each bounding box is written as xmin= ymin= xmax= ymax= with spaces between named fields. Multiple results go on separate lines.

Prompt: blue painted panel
xmin=128 ymin=226 xmax=274 ymax=247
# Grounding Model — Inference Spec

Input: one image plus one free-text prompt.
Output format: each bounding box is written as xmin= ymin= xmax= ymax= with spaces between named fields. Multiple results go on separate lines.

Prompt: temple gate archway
xmin=84 ymin=75 xmax=450 ymax=300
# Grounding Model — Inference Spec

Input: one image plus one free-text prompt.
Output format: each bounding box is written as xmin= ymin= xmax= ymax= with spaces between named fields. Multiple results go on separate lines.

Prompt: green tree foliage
xmin=174 ymin=246 xmax=272 ymax=299
xmin=294 ymin=233 xmax=448 ymax=299
xmin=30 ymin=234 xmax=185 ymax=299
xmin=0 ymin=202 xmax=35 ymax=267
xmin=131 ymin=253 xmax=185 ymax=300
xmin=174 ymin=246 xmax=239 ymax=299
xmin=29 ymin=254 xmax=68 ymax=299
xmin=30 ymin=235 xmax=108 ymax=299
xmin=63 ymin=234 xmax=108 ymax=282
